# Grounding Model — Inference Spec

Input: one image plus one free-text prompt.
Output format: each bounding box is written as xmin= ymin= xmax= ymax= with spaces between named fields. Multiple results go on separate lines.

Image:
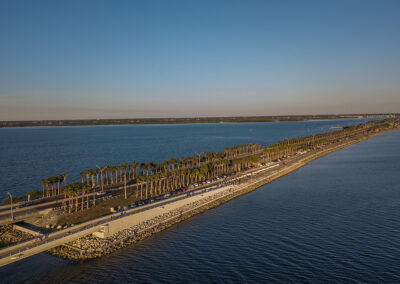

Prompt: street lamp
xmin=95 ymin=165 xmax=106 ymax=207
xmin=7 ymin=192 xmax=13 ymax=221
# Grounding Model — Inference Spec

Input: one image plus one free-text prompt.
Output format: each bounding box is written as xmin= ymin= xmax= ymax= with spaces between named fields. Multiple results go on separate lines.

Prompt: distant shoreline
xmin=0 ymin=114 xmax=396 ymax=128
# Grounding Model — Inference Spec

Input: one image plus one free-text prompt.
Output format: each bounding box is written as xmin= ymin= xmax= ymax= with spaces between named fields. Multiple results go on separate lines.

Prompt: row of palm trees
xmin=58 ymin=152 xmax=264 ymax=213
xmin=23 ymin=118 xmax=398 ymax=212
xmin=76 ymin=153 xmax=229 ymax=191
xmin=40 ymin=174 xmax=67 ymax=198
xmin=63 ymin=182 xmax=92 ymax=213
xmin=224 ymin=143 xmax=262 ymax=159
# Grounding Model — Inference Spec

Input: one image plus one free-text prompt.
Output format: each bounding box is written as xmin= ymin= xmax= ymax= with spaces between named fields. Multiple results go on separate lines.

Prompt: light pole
xmin=7 ymin=192 xmax=13 ymax=221
xmin=96 ymin=165 xmax=106 ymax=206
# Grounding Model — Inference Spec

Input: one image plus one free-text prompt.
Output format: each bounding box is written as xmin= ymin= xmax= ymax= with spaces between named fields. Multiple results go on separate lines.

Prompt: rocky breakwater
xmin=0 ymin=225 xmax=32 ymax=248
xmin=49 ymin=185 xmax=243 ymax=261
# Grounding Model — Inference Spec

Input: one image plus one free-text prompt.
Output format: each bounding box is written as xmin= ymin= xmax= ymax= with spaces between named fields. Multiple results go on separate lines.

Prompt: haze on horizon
xmin=0 ymin=0 xmax=399 ymax=121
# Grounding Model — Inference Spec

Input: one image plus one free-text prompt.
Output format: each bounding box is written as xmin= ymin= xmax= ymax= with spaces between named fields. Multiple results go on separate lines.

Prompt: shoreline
xmin=48 ymin=127 xmax=399 ymax=261
xmin=0 ymin=115 xmax=393 ymax=128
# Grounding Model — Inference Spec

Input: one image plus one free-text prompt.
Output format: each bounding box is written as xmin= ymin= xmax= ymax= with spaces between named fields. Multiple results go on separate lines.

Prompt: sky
xmin=0 ymin=0 xmax=399 ymax=120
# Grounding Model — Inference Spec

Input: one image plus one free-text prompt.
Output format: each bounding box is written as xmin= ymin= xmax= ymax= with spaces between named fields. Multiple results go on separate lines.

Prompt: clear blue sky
xmin=0 ymin=0 xmax=399 ymax=120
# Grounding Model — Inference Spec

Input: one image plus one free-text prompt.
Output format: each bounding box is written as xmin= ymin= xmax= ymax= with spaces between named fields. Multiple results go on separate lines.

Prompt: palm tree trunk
xmin=124 ymin=174 xmax=127 ymax=200
xmin=81 ymin=189 xmax=85 ymax=211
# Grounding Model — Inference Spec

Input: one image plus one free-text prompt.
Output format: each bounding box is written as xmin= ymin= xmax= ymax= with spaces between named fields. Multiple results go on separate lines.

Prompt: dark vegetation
xmin=0 ymin=114 xmax=397 ymax=128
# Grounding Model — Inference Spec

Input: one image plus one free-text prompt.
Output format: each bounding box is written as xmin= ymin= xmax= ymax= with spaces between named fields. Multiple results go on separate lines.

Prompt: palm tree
xmin=81 ymin=183 xmax=86 ymax=211
xmin=109 ymin=165 xmax=114 ymax=184
xmin=90 ymin=169 xmax=96 ymax=187
xmin=65 ymin=185 xmax=73 ymax=213
xmin=85 ymin=169 xmax=91 ymax=186
xmin=140 ymin=163 xmax=146 ymax=176
xmin=123 ymin=166 xmax=127 ymax=200
xmin=41 ymin=178 xmax=48 ymax=198
xmin=115 ymin=166 xmax=119 ymax=184
xmin=55 ymin=174 xmax=62 ymax=195
xmin=85 ymin=184 xmax=91 ymax=209
xmin=80 ymin=171 xmax=85 ymax=184
xmin=105 ymin=165 xmax=111 ymax=185
xmin=123 ymin=161 xmax=128 ymax=182
xmin=49 ymin=176 xmax=56 ymax=196
xmin=62 ymin=173 xmax=68 ymax=194
xmin=132 ymin=161 xmax=139 ymax=180
xmin=169 ymin=157 xmax=176 ymax=169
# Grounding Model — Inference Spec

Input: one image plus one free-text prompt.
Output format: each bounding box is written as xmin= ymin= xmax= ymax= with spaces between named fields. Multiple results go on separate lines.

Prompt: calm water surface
xmin=1 ymin=119 xmax=400 ymax=283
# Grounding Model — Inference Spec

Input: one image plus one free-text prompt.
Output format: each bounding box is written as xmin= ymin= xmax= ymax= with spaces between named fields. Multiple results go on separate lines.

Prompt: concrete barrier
xmin=12 ymin=224 xmax=40 ymax=236
xmin=93 ymin=186 xmax=235 ymax=238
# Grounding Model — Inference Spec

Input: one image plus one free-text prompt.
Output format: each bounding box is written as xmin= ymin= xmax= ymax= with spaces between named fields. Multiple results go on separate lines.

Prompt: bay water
xmin=2 ymin=118 xmax=400 ymax=283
